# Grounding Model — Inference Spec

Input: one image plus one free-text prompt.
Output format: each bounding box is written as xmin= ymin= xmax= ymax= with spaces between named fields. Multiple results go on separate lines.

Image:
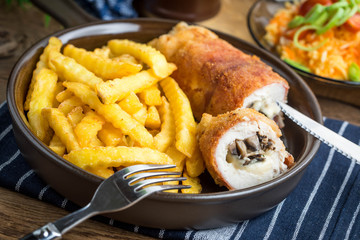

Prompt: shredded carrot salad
xmin=265 ymin=1 xmax=360 ymax=81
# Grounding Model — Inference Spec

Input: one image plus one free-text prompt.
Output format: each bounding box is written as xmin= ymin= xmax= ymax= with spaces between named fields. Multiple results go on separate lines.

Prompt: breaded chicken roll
xmin=149 ymin=22 xmax=289 ymax=126
xmin=197 ymin=108 xmax=294 ymax=190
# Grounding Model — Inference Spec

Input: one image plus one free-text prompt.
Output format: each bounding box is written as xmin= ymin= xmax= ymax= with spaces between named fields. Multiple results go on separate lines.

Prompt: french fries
xmin=64 ymin=81 xmax=154 ymax=148
xmin=24 ymin=37 xmax=203 ymax=193
xmin=49 ymin=134 xmax=66 ymax=156
xmin=138 ymin=84 xmax=162 ymax=106
xmin=153 ymin=97 xmax=175 ymax=152
xmin=185 ymin=142 xmax=205 ymax=177
xmin=181 ymin=171 xmax=202 ymax=194
xmin=27 ymin=68 xmax=58 ymax=143
xmin=108 ymin=39 xmax=177 ymax=78
xmin=64 ymin=146 xmax=174 ymax=170
xmin=24 ymin=37 xmax=62 ymax=111
xmin=160 ymin=77 xmax=197 ymax=158
xmin=49 ymin=51 xmax=103 ymax=89
xmin=42 ymin=108 xmax=80 ymax=152
xmin=64 ymin=44 xmax=142 ymax=79
xmin=96 ymin=69 xmax=161 ymax=104
xmin=74 ymin=110 xmax=105 ymax=148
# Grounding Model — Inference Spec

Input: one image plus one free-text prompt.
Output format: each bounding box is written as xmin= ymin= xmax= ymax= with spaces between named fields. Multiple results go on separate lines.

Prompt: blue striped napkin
xmin=74 ymin=0 xmax=138 ymax=20
xmin=1 ymin=100 xmax=360 ymax=240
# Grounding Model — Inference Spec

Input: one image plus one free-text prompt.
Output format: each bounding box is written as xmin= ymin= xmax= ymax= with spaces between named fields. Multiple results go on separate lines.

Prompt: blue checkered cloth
xmin=1 ymin=101 xmax=360 ymax=239
xmin=74 ymin=0 xmax=138 ymax=20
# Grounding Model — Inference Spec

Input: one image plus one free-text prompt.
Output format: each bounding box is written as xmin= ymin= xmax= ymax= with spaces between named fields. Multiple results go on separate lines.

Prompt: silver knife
xmin=277 ymin=101 xmax=360 ymax=164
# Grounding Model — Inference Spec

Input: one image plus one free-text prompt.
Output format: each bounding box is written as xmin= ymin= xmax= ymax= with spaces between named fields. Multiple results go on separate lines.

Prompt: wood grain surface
xmin=0 ymin=0 xmax=359 ymax=239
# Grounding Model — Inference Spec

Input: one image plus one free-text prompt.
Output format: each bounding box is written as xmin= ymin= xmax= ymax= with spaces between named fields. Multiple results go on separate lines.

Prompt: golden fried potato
xmin=66 ymin=106 xmax=85 ymax=128
xmin=181 ymin=171 xmax=202 ymax=194
xmin=131 ymin=105 xmax=147 ymax=126
xmin=27 ymin=68 xmax=58 ymax=143
xmin=98 ymin=104 xmax=153 ymax=148
xmin=93 ymin=46 xmax=110 ymax=58
xmin=111 ymin=53 xmax=138 ymax=64
xmin=165 ymin=145 xmax=187 ymax=172
xmin=49 ymin=134 xmax=66 ymax=156
xmin=154 ymin=97 xmax=175 ymax=152
xmin=64 ymin=44 xmax=142 ymax=79
xmin=52 ymin=82 xmax=65 ymax=108
xmin=64 ymin=146 xmax=174 ymax=169
xmin=42 ymin=108 xmax=80 ymax=152
xmin=98 ymin=122 xmax=127 ymax=147
xmin=96 ymin=69 xmax=161 ymax=104
xmin=49 ymin=51 xmax=103 ymax=90
xmin=160 ymin=77 xmax=197 ymax=158
xmin=185 ymin=142 xmax=205 ymax=178
xmin=145 ymin=105 xmax=161 ymax=130
xmin=74 ymin=110 xmax=105 ymax=148
xmin=138 ymin=84 xmax=162 ymax=106
xmin=24 ymin=37 xmax=62 ymax=111
xmin=108 ymin=39 xmax=177 ymax=78
xmin=56 ymin=89 xmax=73 ymax=103
xmin=118 ymin=92 xmax=143 ymax=114
xmin=25 ymin=37 xmax=204 ymax=193
xmin=64 ymin=82 xmax=154 ymax=148
xmin=57 ymin=96 xmax=83 ymax=115
xmin=62 ymin=81 xmax=102 ymax=111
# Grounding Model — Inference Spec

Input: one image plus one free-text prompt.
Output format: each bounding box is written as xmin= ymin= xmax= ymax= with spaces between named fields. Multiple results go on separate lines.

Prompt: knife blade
xmin=277 ymin=101 xmax=360 ymax=164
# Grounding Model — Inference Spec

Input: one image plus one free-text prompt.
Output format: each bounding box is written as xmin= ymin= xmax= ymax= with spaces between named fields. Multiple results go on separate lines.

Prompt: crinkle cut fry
xmin=108 ymin=39 xmax=177 ymax=78
xmin=160 ymin=77 xmax=197 ymax=158
xmin=63 ymin=81 xmax=154 ymax=148
xmin=27 ymin=68 xmax=58 ymax=143
xmin=42 ymin=107 xmax=80 ymax=153
xmin=63 ymin=44 xmax=142 ymax=79
xmin=154 ymin=96 xmax=176 ymax=152
xmin=49 ymin=51 xmax=103 ymax=90
xmin=96 ymin=69 xmax=161 ymax=104
xmin=63 ymin=146 xmax=174 ymax=170
xmin=24 ymin=37 xmax=62 ymax=111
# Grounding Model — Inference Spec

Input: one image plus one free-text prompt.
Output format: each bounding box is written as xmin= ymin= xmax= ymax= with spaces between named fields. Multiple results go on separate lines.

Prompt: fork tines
xmin=116 ymin=164 xmax=191 ymax=193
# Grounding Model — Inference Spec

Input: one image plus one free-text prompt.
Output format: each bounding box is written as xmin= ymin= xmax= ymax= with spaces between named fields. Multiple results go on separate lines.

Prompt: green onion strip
xmin=287 ymin=0 xmax=360 ymax=51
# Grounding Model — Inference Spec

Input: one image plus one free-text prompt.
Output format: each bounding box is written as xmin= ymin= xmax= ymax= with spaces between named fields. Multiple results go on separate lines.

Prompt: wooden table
xmin=0 ymin=1 xmax=359 ymax=239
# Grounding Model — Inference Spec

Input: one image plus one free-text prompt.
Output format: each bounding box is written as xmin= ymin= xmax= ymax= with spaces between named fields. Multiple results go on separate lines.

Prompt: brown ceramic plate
xmin=247 ymin=0 xmax=360 ymax=106
xmin=7 ymin=18 xmax=321 ymax=230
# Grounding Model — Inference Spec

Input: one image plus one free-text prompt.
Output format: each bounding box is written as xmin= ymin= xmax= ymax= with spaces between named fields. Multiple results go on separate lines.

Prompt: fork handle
xmin=20 ymin=223 xmax=61 ymax=240
xmin=20 ymin=204 xmax=96 ymax=240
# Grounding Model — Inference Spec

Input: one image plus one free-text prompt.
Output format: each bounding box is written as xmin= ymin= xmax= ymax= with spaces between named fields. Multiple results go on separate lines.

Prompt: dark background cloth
xmin=73 ymin=0 xmax=138 ymax=20
xmin=1 ymin=101 xmax=360 ymax=239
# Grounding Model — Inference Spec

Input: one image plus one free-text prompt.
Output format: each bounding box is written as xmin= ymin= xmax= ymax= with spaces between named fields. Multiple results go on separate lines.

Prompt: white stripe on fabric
xmin=185 ymin=230 xmax=194 ymax=240
xmin=343 ymin=139 xmax=360 ymax=240
xmin=0 ymin=150 xmax=20 ymax=172
xmin=0 ymin=124 xmax=12 ymax=141
xmin=158 ymin=229 xmax=165 ymax=239
xmin=263 ymin=200 xmax=286 ymax=240
xmin=61 ymin=198 xmax=68 ymax=209
xmin=233 ymin=220 xmax=249 ymax=239
xmin=0 ymin=101 xmax=6 ymax=109
xmin=291 ymin=121 xmax=348 ymax=240
xmin=109 ymin=218 xmax=114 ymax=226
xmin=318 ymin=142 xmax=355 ymax=239
xmin=345 ymin=199 xmax=360 ymax=240
xmin=38 ymin=185 xmax=50 ymax=200
xmin=15 ymin=169 xmax=35 ymax=192
xmin=192 ymin=224 xmax=238 ymax=240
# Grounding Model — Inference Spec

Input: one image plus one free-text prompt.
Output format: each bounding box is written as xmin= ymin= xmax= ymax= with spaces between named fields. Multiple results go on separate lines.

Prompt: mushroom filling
xmin=226 ymin=132 xmax=276 ymax=167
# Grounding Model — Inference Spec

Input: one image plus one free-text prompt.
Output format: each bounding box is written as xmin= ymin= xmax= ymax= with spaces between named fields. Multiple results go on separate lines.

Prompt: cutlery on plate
xmin=277 ymin=101 xmax=360 ymax=164
xmin=20 ymin=164 xmax=189 ymax=240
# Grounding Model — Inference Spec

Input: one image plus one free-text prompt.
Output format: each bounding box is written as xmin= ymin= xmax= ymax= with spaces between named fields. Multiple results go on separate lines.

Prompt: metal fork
xmin=21 ymin=164 xmax=189 ymax=240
